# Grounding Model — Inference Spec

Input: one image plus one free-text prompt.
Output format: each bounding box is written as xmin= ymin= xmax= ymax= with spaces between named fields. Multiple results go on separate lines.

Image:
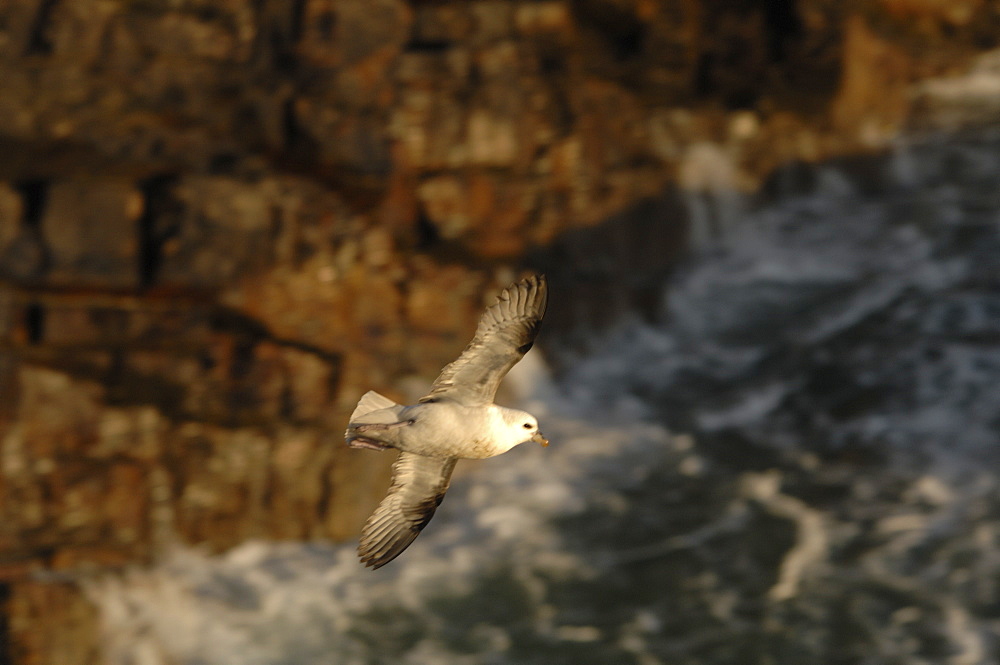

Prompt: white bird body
xmin=344 ymin=275 xmax=549 ymax=569
xmin=353 ymin=399 xmax=542 ymax=459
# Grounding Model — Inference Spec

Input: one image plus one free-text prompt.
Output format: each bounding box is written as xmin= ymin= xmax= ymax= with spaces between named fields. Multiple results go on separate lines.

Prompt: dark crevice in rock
xmin=414 ymin=207 xmax=441 ymax=251
xmin=280 ymin=97 xmax=317 ymax=162
xmin=253 ymin=0 xmax=306 ymax=72
xmin=24 ymin=303 xmax=45 ymax=345
xmin=285 ymin=0 xmax=305 ymax=40
xmin=404 ymin=38 xmax=453 ymax=54
xmin=136 ymin=175 xmax=182 ymax=291
xmin=207 ymin=152 xmax=239 ymax=174
xmin=0 ymin=583 xmax=10 ymax=665
xmin=229 ymin=338 xmax=257 ymax=382
xmin=136 ymin=175 xmax=177 ymax=289
xmin=15 ymin=180 xmax=49 ymax=230
xmin=267 ymin=26 xmax=297 ymax=72
xmin=764 ymin=0 xmax=805 ymax=62
xmin=694 ymin=52 xmax=723 ymax=102
xmin=572 ymin=0 xmax=648 ymax=62
xmin=24 ymin=0 xmax=61 ymax=56
xmin=311 ymin=9 xmax=336 ymax=42
xmin=287 ymin=0 xmax=308 ymax=51
xmin=533 ymin=43 xmax=577 ymax=135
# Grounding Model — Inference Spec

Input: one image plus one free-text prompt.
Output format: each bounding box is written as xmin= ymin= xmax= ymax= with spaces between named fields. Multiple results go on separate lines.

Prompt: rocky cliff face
xmin=0 ymin=0 xmax=996 ymax=663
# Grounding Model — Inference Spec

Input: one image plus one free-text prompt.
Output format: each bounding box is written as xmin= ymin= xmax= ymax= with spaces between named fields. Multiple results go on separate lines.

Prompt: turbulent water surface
xmin=86 ymin=130 xmax=1000 ymax=665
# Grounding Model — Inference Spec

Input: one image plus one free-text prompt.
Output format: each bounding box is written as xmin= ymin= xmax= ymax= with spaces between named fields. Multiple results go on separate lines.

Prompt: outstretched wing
xmin=420 ymin=274 xmax=547 ymax=406
xmin=358 ymin=452 xmax=458 ymax=569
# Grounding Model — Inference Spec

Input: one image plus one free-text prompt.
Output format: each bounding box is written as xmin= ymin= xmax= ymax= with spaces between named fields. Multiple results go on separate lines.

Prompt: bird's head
xmin=496 ymin=406 xmax=549 ymax=452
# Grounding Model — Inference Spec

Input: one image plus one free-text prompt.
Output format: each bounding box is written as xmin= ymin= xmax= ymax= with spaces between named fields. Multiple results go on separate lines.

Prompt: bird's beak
xmin=532 ymin=431 xmax=549 ymax=447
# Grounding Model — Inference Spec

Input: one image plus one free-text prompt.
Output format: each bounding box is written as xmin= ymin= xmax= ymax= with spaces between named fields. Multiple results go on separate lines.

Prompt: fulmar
xmin=345 ymin=274 xmax=549 ymax=569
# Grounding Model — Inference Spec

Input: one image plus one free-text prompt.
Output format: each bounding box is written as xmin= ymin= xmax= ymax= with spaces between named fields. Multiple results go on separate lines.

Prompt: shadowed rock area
xmin=0 ymin=0 xmax=998 ymax=662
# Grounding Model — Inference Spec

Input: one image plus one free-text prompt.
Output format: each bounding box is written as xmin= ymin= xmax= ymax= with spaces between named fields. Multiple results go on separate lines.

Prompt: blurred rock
xmin=7 ymin=581 xmax=101 ymax=665
xmin=0 ymin=183 xmax=23 ymax=247
xmin=155 ymin=176 xmax=277 ymax=287
xmin=881 ymin=0 xmax=984 ymax=27
xmin=298 ymin=0 xmax=411 ymax=68
xmin=832 ymin=16 xmax=912 ymax=145
xmin=41 ymin=178 xmax=142 ymax=288
xmin=0 ymin=229 xmax=47 ymax=282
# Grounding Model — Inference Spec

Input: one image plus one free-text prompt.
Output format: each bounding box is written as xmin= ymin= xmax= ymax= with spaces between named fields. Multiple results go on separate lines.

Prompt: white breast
xmin=396 ymin=403 xmax=508 ymax=459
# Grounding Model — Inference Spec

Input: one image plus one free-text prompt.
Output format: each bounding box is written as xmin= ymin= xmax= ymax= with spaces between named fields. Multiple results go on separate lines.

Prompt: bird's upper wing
xmin=358 ymin=452 xmax=458 ymax=569
xmin=420 ymin=274 xmax=547 ymax=406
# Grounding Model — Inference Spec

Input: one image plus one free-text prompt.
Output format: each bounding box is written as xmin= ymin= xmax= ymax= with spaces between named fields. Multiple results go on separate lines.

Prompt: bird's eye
xmin=523 ymin=422 xmax=533 ymax=429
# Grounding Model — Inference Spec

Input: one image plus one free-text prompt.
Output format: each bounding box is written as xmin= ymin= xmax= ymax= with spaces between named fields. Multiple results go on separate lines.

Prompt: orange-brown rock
xmin=832 ymin=16 xmax=912 ymax=144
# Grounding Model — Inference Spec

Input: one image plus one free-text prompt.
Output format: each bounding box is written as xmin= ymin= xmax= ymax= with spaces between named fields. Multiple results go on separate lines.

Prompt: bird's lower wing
xmin=420 ymin=274 xmax=547 ymax=406
xmin=358 ymin=452 xmax=458 ymax=569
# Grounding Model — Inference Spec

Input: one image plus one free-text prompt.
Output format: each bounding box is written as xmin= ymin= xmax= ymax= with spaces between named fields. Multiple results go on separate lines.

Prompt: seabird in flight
xmin=345 ymin=274 xmax=549 ymax=569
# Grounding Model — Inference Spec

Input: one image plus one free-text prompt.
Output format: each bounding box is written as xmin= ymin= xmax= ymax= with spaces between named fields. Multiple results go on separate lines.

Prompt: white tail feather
xmin=349 ymin=391 xmax=403 ymax=424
